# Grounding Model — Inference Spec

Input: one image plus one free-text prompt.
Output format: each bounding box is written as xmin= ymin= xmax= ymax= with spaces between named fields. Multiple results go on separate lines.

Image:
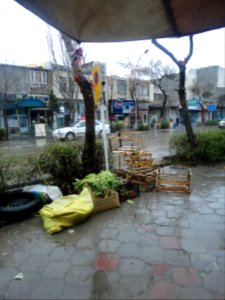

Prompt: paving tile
xmin=119 ymin=257 xmax=146 ymax=276
xmin=149 ymin=263 xmax=170 ymax=277
xmin=177 ymin=286 xmax=213 ymax=300
xmin=165 ymin=250 xmax=190 ymax=266
xmin=203 ymin=270 xmax=225 ymax=295
xmin=191 ymin=252 xmax=218 ymax=271
xmin=171 ymin=266 xmax=201 ymax=286
xmin=142 ymin=246 xmax=165 ymax=264
xmin=97 ymin=239 xmax=119 ymax=252
xmin=30 ymin=279 xmax=65 ymax=299
xmin=42 ymin=261 xmax=71 ymax=279
xmin=159 ymin=236 xmax=182 ymax=249
xmin=149 ymin=282 xmax=178 ymax=299
xmin=94 ymin=253 xmax=120 ymax=271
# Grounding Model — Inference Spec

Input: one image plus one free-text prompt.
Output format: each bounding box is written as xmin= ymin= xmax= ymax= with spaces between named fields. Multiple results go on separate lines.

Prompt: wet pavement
xmin=0 ymin=128 xmax=224 ymax=299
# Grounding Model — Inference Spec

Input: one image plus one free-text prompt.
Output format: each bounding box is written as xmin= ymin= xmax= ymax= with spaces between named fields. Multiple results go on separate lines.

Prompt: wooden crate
xmin=91 ymin=190 xmax=120 ymax=214
xmin=114 ymin=167 xmax=157 ymax=191
xmin=122 ymin=152 xmax=153 ymax=168
xmin=155 ymin=167 xmax=192 ymax=193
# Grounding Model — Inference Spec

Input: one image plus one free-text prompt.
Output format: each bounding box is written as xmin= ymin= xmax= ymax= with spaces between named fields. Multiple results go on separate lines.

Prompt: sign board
xmin=207 ymin=104 xmax=217 ymax=112
xmin=112 ymin=100 xmax=135 ymax=114
xmin=34 ymin=124 xmax=46 ymax=137
xmin=188 ymin=99 xmax=202 ymax=111
xmin=92 ymin=65 xmax=102 ymax=105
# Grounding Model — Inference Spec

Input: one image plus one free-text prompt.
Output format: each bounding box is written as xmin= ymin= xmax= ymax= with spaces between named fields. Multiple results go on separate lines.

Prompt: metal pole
xmin=101 ymin=82 xmax=109 ymax=170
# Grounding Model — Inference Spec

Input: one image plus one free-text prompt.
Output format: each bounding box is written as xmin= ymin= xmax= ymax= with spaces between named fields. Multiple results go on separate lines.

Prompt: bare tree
xmin=47 ymin=29 xmax=79 ymax=125
xmin=0 ymin=64 xmax=22 ymax=139
xmin=152 ymin=36 xmax=196 ymax=148
xmin=140 ymin=60 xmax=176 ymax=119
xmin=119 ymin=60 xmax=146 ymax=128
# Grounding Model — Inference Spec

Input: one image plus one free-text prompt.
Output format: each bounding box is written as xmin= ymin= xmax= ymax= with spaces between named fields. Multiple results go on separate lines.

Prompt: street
xmin=0 ymin=126 xmax=224 ymax=299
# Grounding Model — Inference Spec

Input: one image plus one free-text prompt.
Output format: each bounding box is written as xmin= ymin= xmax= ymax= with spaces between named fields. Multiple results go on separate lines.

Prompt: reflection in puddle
xmin=91 ymin=271 xmax=110 ymax=299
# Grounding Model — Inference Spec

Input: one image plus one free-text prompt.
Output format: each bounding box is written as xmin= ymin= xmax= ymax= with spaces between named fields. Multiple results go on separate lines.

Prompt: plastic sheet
xmin=39 ymin=187 xmax=94 ymax=234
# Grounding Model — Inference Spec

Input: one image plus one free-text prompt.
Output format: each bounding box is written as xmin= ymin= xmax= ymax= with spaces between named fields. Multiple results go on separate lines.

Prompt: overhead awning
xmin=17 ymin=99 xmax=46 ymax=108
xmin=15 ymin=0 xmax=225 ymax=42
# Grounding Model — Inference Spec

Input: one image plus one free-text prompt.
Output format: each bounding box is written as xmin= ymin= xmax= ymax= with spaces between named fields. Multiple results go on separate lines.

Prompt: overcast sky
xmin=0 ymin=0 xmax=225 ymax=76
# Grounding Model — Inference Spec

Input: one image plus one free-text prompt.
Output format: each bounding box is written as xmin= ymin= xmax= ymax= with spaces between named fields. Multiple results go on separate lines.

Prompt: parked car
xmin=217 ymin=118 xmax=225 ymax=128
xmin=52 ymin=120 xmax=111 ymax=140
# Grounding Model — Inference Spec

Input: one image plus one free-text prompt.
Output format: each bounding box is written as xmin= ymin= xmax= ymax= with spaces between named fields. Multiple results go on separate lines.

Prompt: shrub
xmin=170 ymin=130 xmax=225 ymax=164
xmin=138 ymin=123 xmax=149 ymax=131
xmin=38 ymin=141 xmax=83 ymax=194
xmin=111 ymin=121 xmax=125 ymax=132
xmin=38 ymin=140 xmax=106 ymax=195
xmin=205 ymin=119 xmax=220 ymax=126
xmin=160 ymin=120 xmax=170 ymax=129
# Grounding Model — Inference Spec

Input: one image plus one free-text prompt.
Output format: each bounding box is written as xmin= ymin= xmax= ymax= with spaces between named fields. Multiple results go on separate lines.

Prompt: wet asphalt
xmin=0 ymin=127 xmax=224 ymax=299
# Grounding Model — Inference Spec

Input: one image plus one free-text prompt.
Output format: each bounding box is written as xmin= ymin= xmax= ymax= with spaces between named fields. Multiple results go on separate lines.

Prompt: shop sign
xmin=207 ymin=104 xmax=217 ymax=112
xmin=188 ymin=99 xmax=202 ymax=111
xmin=123 ymin=100 xmax=135 ymax=113
xmin=112 ymin=100 xmax=123 ymax=114
xmin=112 ymin=100 xmax=135 ymax=114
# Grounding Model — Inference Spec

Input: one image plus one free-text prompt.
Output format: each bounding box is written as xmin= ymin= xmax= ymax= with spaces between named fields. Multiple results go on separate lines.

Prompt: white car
xmin=52 ymin=120 xmax=111 ymax=140
xmin=217 ymin=118 xmax=225 ymax=128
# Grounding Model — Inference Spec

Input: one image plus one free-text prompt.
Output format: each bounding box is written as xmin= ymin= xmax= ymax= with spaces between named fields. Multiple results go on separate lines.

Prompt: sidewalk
xmin=0 ymin=130 xmax=224 ymax=299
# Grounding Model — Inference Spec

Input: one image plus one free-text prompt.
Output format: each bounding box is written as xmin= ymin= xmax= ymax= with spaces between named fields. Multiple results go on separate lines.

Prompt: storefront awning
xmin=15 ymin=0 xmax=225 ymax=42
xmin=17 ymin=99 xmax=46 ymax=108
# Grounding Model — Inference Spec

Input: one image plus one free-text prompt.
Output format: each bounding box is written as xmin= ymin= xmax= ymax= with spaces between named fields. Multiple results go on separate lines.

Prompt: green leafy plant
xmin=74 ymin=170 xmax=120 ymax=197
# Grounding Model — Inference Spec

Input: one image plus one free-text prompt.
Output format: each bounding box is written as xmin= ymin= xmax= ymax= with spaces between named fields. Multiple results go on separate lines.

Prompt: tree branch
xmin=184 ymin=35 xmax=193 ymax=64
xmin=152 ymin=39 xmax=179 ymax=65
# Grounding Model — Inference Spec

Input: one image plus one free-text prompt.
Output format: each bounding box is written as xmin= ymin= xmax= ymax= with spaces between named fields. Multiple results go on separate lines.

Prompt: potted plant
xmin=74 ymin=171 xmax=120 ymax=213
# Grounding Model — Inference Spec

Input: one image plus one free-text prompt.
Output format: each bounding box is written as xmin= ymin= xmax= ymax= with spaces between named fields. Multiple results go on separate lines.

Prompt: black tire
xmin=66 ymin=132 xmax=75 ymax=140
xmin=0 ymin=191 xmax=52 ymax=221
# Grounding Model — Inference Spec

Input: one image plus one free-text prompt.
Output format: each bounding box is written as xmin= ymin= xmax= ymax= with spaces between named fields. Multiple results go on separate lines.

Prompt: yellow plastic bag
xmin=39 ymin=187 xmax=94 ymax=234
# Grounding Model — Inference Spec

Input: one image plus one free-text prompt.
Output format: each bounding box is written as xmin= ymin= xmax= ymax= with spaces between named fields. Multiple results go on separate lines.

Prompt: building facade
xmin=0 ymin=62 xmax=224 ymax=136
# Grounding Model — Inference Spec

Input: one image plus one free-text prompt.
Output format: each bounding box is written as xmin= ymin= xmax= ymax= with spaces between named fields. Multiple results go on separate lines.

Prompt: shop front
xmin=15 ymin=98 xmax=52 ymax=135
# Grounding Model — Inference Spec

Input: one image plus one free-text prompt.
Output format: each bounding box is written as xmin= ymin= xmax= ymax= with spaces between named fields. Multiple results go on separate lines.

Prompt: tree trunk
xmin=3 ymin=111 xmax=8 ymax=138
xmin=178 ymin=64 xmax=196 ymax=147
xmin=160 ymin=91 xmax=167 ymax=119
xmin=75 ymin=73 xmax=97 ymax=176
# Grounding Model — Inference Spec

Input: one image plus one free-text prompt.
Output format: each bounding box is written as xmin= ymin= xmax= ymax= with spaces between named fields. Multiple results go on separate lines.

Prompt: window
xmin=117 ymin=80 xmax=126 ymax=96
xmin=30 ymin=70 xmax=47 ymax=87
xmin=137 ymin=84 xmax=149 ymax=97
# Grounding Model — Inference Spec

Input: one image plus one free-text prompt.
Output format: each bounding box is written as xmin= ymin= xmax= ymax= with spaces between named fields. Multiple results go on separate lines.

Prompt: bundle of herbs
xmin=74 ymin=171 xmax=120 ymax=198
